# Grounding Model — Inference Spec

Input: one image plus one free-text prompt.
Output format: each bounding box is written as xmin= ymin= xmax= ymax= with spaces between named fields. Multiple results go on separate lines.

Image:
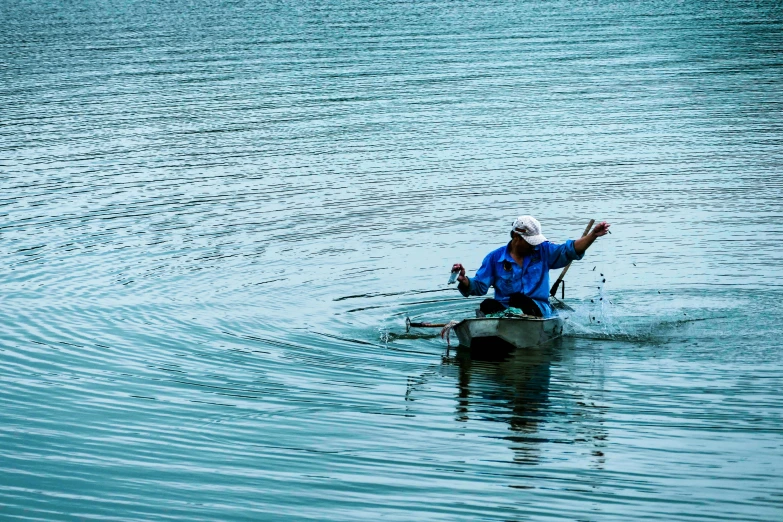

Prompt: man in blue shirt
xmin=452 ymin=216 xmax=610 ymax=318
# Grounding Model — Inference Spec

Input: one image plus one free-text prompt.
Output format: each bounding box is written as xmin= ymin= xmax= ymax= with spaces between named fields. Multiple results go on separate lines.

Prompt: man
xmin=452 ymin=216 xmax=610 ymax=318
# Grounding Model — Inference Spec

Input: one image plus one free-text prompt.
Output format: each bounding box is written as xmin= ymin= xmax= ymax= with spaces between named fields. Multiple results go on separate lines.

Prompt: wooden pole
xmin=550 ymin=219 xmax=594 ymax=297
xmin=406 ymin=317 xmax=448 ymax=332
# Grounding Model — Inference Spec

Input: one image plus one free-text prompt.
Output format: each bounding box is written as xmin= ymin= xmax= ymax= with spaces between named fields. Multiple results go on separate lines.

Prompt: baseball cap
xmin=511 ymin=215 xmax=547 ymax=245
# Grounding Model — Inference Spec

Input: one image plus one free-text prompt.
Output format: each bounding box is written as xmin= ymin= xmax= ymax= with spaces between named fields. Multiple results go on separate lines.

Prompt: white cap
xmin=511 ymin=215 xmax=547 ymax=245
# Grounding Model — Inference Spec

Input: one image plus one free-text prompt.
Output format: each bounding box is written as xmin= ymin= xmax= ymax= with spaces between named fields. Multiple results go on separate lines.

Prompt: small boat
xmin=453 ymin=315 xmax=564 ymax=350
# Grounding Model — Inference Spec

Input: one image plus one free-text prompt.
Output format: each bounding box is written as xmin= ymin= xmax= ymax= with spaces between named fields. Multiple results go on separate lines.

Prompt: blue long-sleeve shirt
xmin=459 ymin=240 xmax=584 ymax=318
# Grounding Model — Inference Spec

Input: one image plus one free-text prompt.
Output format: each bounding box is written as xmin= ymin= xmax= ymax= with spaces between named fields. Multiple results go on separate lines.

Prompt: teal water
xmin=2 ymin=0 xmax=783 ymax=520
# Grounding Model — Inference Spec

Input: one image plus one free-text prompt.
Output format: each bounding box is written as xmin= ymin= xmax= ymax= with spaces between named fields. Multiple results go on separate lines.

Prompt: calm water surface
xmin=2 ymin=1 xmax=782 ymax=520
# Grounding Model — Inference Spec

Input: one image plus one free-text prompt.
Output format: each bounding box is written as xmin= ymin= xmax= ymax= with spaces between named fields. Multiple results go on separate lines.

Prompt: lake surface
xmin=2 ymin=0 xmax=782 ymax=520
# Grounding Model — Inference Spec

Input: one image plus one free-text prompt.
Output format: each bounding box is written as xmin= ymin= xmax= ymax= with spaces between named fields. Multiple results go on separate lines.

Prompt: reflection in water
xmin=442 ymin=339 xmax=607 ymax=467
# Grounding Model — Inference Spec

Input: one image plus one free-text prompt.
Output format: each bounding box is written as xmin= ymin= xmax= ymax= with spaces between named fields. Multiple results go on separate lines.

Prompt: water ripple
xmin=2 ymin=0 xmax=783 ymax=520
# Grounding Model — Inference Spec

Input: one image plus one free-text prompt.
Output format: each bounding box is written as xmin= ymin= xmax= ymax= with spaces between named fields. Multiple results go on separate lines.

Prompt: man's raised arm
xmin=573 ymin=221 xmax=611 ymax=255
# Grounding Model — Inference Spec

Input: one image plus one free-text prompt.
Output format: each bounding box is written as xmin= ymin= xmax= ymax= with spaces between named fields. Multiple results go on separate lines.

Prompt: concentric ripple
xmin=2 ymin=0 xmax=782 ymax=520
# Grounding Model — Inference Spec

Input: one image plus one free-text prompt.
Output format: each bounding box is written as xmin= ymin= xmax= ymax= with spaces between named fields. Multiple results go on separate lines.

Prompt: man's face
xmin=511 ymin=233 xmax=534 ymax=254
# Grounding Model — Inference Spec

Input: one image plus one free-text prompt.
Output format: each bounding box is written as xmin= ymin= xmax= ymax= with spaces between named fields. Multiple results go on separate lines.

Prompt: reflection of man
xmin=452 ymin=216 xmax=610 ymax=318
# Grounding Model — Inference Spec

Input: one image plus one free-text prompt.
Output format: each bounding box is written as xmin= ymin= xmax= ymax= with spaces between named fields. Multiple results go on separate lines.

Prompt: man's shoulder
xmin=540 ymin=240 xmax=566 ymax=251
xmin=484 ymin=244 xmax=509 ymax=261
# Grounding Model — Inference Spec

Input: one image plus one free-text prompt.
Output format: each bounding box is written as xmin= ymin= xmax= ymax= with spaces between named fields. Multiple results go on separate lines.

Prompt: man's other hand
xmin=451 ymin=263 xmax=468 ymax=285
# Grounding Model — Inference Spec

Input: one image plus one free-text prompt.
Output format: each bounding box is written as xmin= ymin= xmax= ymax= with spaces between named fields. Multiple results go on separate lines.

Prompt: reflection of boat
xmin=443 ymin=338 xmax=606 ymax=467
xmin=453 ymin=316 xmax=564 ymax=351
xmin=449 ymin=342 xmax=556 ymax=465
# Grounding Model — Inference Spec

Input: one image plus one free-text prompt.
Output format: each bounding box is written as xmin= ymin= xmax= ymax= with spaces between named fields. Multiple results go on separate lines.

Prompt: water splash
xmin=378 ymin=327 xmax=390 ymax=346
xmin=562 ymin=281 xmax=730 ymax=343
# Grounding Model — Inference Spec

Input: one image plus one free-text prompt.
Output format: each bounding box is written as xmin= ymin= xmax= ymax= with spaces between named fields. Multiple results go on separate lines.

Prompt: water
xmin=2 ymin=0 xmax=783 ymax=520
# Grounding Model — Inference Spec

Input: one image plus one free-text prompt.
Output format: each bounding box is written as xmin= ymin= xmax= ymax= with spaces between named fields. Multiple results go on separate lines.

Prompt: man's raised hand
xmin=592 ymin=221 xmax=611 ymax=237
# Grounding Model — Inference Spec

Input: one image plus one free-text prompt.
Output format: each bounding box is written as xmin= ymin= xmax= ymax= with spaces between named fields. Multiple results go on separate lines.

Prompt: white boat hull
xmin=454 ymin=316 xmax=564 ymax=350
